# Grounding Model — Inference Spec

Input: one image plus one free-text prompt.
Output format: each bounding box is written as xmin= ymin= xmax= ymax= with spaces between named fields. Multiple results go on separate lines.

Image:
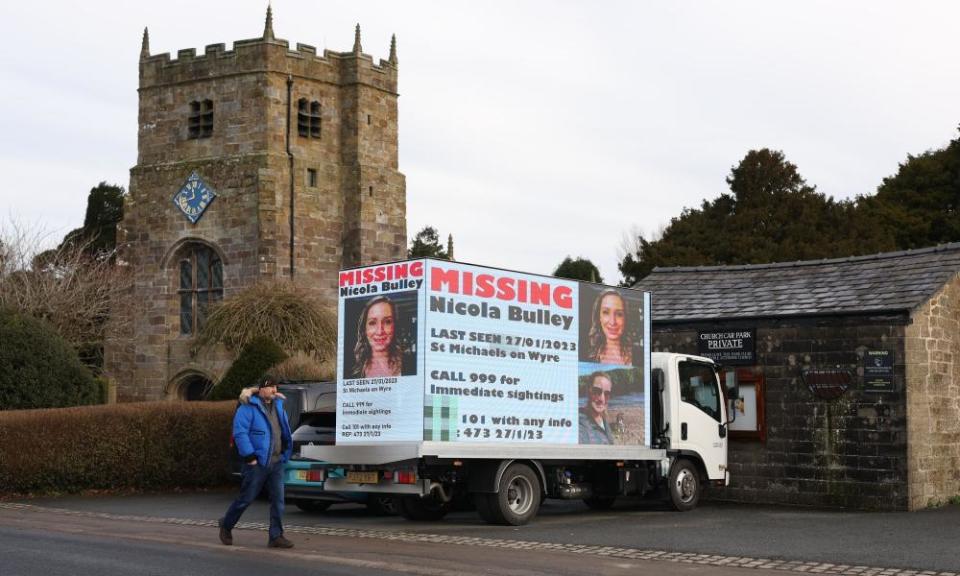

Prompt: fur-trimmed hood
xmin=238 ymin=386 xmax=286 ymax=405
xmin=238 ymin=387 xmax=258 ymax=405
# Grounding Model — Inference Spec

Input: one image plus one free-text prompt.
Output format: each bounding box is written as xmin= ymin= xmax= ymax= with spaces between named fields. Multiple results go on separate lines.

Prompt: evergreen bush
xmin=207 ymin=336 xmax=288 ymax=401
xmin=0 ymin=308 xmax=99 ymax=410
xmin=0 ymin=401 xmax=234 ymax=494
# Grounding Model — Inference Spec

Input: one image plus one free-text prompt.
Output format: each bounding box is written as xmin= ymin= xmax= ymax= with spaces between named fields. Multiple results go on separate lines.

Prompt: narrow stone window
xmin=178 ymin=244 xmax=223 ymax=335
xmin=367 ymin=114 xmax=371 ymax=125
xmin=298 ymin=98 xmax=321 ymax=138
xmin=368 ymin=186 xmax=373 ymax=197
xmin=307 ymin=168 xmax=317 ymax=187
xmin=310 ymin=102 xmax=321 ymax=137
xmin=188 ymin=99 xmax=214 ymax=139
xmin=297 ymin=98 xmax=309 ymax=137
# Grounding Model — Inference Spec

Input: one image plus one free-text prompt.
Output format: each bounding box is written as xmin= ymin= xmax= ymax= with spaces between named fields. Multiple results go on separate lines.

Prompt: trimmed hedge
xmin=0 ymin=308 xmax=99 ymax=410
xmin=207 ymin=336 xmax=288 ymax=401
xmin=0 ymin=401 xmax=235 ymax=496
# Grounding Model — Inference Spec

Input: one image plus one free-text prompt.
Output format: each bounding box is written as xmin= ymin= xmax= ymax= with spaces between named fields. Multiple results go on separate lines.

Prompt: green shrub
xmin=207 ymin=336 xmax=288 ymax=401
xmin=0 ymin=401 xmax=235 ymax=495
xmin=93 ymin=376 xmax=111 ymax=404
xmin=0 ymin=308 xmax=99 ymax=410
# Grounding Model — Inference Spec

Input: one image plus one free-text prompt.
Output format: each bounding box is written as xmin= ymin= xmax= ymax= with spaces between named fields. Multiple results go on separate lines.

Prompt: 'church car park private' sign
xmin=697 ymin=328 xmax=756 ymax=365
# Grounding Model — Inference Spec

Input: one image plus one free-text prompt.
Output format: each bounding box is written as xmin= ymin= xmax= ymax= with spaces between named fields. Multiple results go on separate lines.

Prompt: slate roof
xmin=634 ymin=243 xmax=960 ymax=322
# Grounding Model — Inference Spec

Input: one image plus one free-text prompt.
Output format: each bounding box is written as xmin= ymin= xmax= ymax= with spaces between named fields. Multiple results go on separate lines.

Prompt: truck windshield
xmin=679 ymin=361 xmax=721 ymax=422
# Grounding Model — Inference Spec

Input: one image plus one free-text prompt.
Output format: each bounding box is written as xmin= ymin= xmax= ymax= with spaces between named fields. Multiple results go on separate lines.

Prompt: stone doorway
xmin=172 ymin=373 xmax=214 ymax=401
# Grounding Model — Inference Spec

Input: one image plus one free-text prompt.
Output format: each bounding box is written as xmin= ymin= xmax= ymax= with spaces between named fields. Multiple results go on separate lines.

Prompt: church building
xmin=105 ymin=8 xmax=406 ymax=401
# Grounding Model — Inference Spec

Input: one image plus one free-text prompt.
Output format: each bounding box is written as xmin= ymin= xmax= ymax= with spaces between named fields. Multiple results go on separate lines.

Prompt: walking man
xmin=219 ymin=375 xmax=294 ymax=548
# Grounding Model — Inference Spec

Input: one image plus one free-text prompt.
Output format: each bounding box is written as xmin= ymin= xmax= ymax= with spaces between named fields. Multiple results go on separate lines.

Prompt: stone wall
xmin=905 ymin=274 xmax=960 ymax=509
xmin=652 ymin=315 xmax=909 ymax=510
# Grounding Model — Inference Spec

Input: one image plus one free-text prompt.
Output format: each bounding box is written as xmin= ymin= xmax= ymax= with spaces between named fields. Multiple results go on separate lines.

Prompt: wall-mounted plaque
xmin=863 ymin=350 xmax=893 ymax=392
xmin=801 ymin=369 xmax=853 ymax=400
xmin=697 ymin=328 xmax=756 ymax=365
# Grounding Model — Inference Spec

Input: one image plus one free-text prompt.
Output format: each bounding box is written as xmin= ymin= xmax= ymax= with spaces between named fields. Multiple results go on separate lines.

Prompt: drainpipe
xmin=286 ymin=74 xmax=295 ymax=278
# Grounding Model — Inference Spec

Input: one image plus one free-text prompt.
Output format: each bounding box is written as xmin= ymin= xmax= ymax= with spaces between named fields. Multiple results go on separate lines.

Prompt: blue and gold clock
xmin=173 ymin=172 xmax=217 ymax=224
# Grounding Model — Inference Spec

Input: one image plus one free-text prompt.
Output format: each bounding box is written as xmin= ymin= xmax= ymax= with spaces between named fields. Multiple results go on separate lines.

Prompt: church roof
xmin=634 ymin=243 xmax=960 ymax=322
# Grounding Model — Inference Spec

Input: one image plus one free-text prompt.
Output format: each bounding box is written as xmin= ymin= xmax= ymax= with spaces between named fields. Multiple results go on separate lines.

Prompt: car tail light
xmin=306 ymin=470 xmax=325 ymax=482
xmin=394 ymin=470 xmax=416 ymax=484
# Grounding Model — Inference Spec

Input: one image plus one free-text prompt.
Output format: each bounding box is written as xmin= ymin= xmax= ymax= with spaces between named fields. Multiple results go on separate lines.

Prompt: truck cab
xmin=653 ymin=353 xmax=730 ymax=510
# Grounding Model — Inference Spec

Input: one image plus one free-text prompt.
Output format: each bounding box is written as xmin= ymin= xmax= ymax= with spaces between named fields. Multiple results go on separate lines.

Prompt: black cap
xmin=257 ymin=374 xmax=278 ymax=389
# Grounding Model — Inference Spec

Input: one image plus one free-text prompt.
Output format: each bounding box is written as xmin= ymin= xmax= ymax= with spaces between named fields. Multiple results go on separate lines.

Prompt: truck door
xmin=676 ymin=360 xmax=726 ymax=481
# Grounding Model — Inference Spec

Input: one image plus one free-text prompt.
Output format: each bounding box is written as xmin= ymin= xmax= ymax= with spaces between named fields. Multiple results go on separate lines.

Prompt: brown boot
xmin=218 ymin=520 xmax=233 ymax=546
xmin=268 ymin=535 xmax=294 ymax=548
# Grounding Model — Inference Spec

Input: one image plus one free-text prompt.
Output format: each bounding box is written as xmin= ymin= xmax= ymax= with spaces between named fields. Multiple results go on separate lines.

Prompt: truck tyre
xmin=294 ymin=499 xmax=332 ymax=513
xmin=473 ymin=493 xmax=498 ymax=524
xmin=397 ymin=495 xmax=450 ymax=521
xmin=583 ymin=496 xmax=616 ymax=510
xmin=668 ymin=459 xmax=701 ymax=511
xmin=366 ymin=495 xmax=397 ymax=516
xmin=482 ymin=463 xmax=541 ymax=526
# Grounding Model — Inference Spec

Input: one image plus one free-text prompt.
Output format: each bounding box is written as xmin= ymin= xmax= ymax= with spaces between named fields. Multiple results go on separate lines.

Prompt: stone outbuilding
xmin=637 ymin=244 xmax=960 ymax=510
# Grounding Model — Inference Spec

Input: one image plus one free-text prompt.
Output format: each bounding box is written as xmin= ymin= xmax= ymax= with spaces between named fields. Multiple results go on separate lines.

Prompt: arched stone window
xmin=178 ymin=243 xmax=223 ymax=335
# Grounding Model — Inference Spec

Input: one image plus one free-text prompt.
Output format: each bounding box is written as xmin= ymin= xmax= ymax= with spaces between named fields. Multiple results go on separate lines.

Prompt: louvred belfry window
xmin=298 ymin=98 xmax=321 ymax=138
xmin=188 ymin=99 xmax=214 ymax=139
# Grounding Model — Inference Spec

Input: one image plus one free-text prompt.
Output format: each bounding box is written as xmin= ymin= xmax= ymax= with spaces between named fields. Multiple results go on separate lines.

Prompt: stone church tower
xmin=105 ymin=8 xmax=406 ymax=401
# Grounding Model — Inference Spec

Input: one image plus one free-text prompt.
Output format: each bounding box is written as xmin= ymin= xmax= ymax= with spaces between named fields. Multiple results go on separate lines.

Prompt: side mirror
xmin=719 ymin=423 xmax=727 ymax=438
xmin=652 ymin=368 xmax=665 ymax=393
xmin=725 ymin=377 xmax=739 ymax=402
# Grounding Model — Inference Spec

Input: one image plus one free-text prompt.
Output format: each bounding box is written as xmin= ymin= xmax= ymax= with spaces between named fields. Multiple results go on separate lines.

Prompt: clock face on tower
xmin=173 ymin=172 xmax=217 ymax=224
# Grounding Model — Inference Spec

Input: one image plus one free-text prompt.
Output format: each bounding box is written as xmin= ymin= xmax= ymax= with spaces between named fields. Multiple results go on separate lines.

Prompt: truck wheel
xmin=668 ymin=459 xmax=701 ymax=511
xmin=294 ymin=499 xmax=332 ymax=513
xmin=397 ymin=495 xmax=449 ymax=521
xmin=584 ymin=496 xmax=616 ymax=510
xmin=473 ymin=493 xmax=498 ymax=524
xmin=366 ymin=495 xmax=397 ymax=516
xmin=482 ymin=463 xmax=541 ymax=526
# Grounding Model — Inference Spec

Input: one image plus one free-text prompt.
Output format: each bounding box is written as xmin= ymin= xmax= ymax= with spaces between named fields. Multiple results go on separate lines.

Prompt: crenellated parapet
xmin=139 ymin=23 xmax=397 ymax=94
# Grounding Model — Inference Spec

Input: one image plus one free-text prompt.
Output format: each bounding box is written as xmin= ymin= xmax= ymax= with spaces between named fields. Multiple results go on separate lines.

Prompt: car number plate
xmin=346 ymin=470 xmax=379 ymax=484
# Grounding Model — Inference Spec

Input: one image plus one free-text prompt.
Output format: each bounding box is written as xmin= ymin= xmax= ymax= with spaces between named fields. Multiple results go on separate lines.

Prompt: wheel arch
xmin=671 ymin=450 xmax=709 ymax=481
xmin=467 ymin=459 xmax=547 ymax=494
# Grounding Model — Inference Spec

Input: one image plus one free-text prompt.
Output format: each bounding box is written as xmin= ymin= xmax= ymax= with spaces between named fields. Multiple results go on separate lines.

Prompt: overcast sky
xmin=2 ymin=0 xmax=959 ymax=282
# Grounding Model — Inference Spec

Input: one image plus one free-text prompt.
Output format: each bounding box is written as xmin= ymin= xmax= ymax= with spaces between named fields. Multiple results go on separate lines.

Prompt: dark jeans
xmin=222 ymin=460 xmax=285 ymax=540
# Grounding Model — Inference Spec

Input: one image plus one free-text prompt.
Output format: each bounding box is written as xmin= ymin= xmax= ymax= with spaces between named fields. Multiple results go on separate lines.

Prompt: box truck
xmin=302 ymin=259 xmax=733 ymax=525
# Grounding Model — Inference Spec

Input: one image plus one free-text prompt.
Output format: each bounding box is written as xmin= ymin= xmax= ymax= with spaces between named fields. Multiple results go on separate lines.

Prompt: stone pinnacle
xmin=141 ymin=27 xmax=150 ymax=59
xmin=353 ymin=23 xmax=362 ymax=54
xmin=263 ymin=3 xmax=275 ymax=41
xmin=389 ymin=33 xmax=397 ymax=65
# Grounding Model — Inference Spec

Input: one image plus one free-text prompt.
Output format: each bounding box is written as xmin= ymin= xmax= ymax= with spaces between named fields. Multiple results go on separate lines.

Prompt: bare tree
xmin=0 ymin=220 xmax=134 ymax=369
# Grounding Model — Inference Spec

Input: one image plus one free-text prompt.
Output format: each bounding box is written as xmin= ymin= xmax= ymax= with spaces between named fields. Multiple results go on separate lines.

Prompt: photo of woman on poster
xmin=350 ymin=295 xmax=415 ymax=378
xmin=576 ymin=365 xmax=646 ymax=446
xmin=579 ymin=371 xmax=615 ymax=445
xmin=585 ymin=288 xmax=638 ymax=366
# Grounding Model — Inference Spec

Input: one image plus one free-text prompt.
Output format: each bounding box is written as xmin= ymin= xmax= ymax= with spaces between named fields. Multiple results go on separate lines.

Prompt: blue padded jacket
xmin=233 ymin=392 xmax=293 ymax=466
